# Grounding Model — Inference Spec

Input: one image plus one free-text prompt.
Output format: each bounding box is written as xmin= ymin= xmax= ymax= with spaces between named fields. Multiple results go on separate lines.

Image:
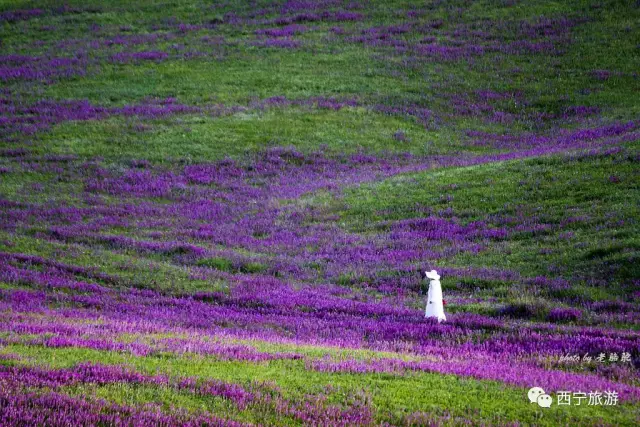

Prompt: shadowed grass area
xmin=339 ymin=143 xmax=640 ymax=286
xmin=1 ymin=0 xmax=639 ymax=424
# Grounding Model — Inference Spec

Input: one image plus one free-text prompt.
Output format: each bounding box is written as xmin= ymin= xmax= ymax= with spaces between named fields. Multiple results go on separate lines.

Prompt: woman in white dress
xmin=424 ymin=269 xmax=446 ymax=322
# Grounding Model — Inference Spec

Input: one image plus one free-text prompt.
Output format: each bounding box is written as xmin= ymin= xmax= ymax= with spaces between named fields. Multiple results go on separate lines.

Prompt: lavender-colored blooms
xmin=0 ymin=8 xmax=43 ymax=23
xmin=0 ymin=55 xmax=88 ymax=82
xmin=256 ymin=24 xmax=308 ymax=38
xmin=0 ymin=361 xmax=373 ymax=425
xmin=0 ymin=3 xmax=638 ymax=422
xmin=393 ymin=130 xmax=408 ymax=142
xmin=308 ymin=356 xmax=640 ymax=401
xmin=109 ymin=50 xmax=170 ymax=63
xmin=547 ymin=307 xmax=582 ymax=322
xmin=0 ymin=390 xmax=247 ymax=427
xmin=253 ymin=37 xmax=301 ymax=49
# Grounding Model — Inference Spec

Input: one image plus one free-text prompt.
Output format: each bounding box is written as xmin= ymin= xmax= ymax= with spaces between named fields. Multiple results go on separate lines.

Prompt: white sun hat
xmin=425 ymin=269 xmax=440 ymax=280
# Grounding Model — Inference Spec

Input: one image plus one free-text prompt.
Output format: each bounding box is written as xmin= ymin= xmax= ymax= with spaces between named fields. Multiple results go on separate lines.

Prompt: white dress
xmin=425 ymin=277 xmax=446 ymax=322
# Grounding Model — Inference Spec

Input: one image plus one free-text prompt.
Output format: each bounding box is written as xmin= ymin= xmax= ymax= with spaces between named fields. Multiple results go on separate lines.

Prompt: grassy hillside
xmin=0 ymin=0 xmax=639 ymax=425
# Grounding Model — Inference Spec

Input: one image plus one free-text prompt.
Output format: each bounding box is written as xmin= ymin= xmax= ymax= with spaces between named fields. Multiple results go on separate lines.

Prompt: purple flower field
xmin=0 ymin=0 xmax=639 ymax=425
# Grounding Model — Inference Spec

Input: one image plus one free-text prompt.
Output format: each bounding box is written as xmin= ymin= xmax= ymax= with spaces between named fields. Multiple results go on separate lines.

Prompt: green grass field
xmin=0 ymin=0 xmax=639 ymax=425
